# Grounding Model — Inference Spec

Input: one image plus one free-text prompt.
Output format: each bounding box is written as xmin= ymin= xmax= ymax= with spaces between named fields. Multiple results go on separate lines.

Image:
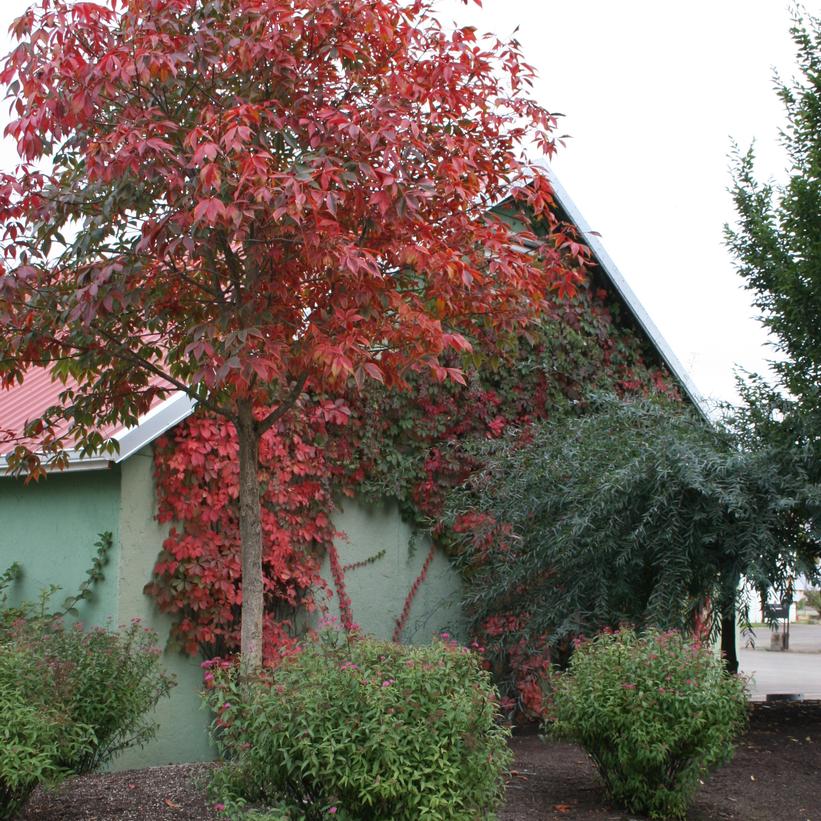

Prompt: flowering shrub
xmin=0 ymin=616 xmax=174 ymax=817
xmin=2 ymin=548 xmax=176 ymax=775
xmin=0 ymin=642 xmax=92 ymax=820
xmin=203 ymin=632 xmax=512 ymax=819
xmin=548 ymin=628 xmax=748 ymax=819
xmin=15 ymin=618 xmax=176 ymax=773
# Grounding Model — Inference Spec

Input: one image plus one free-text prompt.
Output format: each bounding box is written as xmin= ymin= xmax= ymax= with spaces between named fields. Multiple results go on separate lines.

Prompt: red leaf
xmin=363 ymin=362 xmax=384 ymax=382
xmin=193 ymin=197 xmax=225 ymax=224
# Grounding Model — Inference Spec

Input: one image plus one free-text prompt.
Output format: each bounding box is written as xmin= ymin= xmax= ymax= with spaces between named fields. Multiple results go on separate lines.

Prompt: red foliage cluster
xmin=325 ymin=542 xmax=355 ymax=634
xmin=0 ymin=0 xmax=587 ymax=432
xmin=147 ymin=400 xmax=348 ymax=658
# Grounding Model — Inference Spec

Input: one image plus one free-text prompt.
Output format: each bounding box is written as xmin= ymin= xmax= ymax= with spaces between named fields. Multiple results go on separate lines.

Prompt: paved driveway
xmin=739 ymin=623 xmax=821 ymax=700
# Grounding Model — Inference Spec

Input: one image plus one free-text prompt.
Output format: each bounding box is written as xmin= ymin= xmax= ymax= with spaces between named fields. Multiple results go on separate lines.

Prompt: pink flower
xmin=622 ymin=683 xmax=636 ymax=690
xmin=213 ymin=803 xmax=225 ymax=812
xmin=328 ymin=807 xmax=338 ymax=814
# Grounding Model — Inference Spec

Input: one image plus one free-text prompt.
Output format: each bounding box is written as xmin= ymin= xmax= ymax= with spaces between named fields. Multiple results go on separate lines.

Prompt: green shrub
xmin=204 ymin=632 xmax=512 ymax=820
xmin=8 ymin=617 xmax=175 ymax=774
xmin=0 ymin=536 xmax=174 ymax=816
xmin=2 ymin=534 xmax=175 ymax=775
xmin=548 ymin=628 xmax=748 ymax=820
xmin=0 ymin=615 xmax=174 ymax=817
xmin=0 ymin=643 xmax=92 ymax=821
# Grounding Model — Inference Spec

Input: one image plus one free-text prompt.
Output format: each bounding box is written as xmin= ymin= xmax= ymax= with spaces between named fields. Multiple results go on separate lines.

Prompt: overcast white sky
xmin=435 ymin=0 xmax=820 ymax=410
xmin=1 ymin=1 xmax=818 ymax=409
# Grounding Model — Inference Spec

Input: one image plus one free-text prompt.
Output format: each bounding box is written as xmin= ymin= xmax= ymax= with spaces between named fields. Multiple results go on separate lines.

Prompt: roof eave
xmin=0 ymin=390 xmax=197 ymax=476
xmin=113 ymin=390 xmax=196 ymax=464
xmin=0 ymin=452 xmax=114 ymax=473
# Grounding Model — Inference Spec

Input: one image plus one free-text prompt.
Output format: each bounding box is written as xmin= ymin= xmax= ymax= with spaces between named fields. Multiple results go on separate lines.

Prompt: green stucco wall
xmin=321 ymin=498 xmax=465 ymax=644
xmin=0 ymin=451 xmax=214 ymax=769
xmin=0 ymin=468 xmax=121 ymax=627
xmin=112 ymin=447 xmax=215 ymax=769
xmin=1 ymin=446 xmax=465 ymax=768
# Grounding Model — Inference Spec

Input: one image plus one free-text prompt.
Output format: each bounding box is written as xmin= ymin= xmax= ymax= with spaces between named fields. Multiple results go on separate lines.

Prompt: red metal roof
xmin=0 ymin=367 xmax=172 ymax=454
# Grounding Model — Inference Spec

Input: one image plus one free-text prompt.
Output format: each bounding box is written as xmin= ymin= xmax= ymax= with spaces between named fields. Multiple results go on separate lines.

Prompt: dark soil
xmin=15 ymin=763 xmax=220 ymax=821
xmin=16 ymin=701 xmax=820 ymax=821
xmin=501 ymin=701 xmax=821 ymax=821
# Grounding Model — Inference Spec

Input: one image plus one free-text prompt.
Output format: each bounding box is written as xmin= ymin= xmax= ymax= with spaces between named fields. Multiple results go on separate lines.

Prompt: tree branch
xmin=255 ymin=371 xmax=310 ymax=436
xmin=87 ymin=321 xmax=231 ymax=419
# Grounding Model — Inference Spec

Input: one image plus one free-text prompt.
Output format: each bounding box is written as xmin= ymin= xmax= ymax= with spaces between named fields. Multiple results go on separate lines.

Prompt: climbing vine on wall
xmin=147 ymin=401 xmax=350 ymax=658
xmin=147 ymin=274 xmax=679 ymax=665
xmin=349 ymin=280 xmax=678 ymax=525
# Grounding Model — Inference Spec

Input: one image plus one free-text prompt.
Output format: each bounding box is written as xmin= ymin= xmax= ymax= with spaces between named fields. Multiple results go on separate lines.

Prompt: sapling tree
xmin=0 ymin=0 xmax=586 ymax=669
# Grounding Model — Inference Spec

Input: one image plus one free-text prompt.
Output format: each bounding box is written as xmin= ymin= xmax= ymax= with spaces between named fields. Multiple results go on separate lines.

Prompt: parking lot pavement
xmin=741 ymin=622 xmax=821 ymax=653
xmin=739 ymin=623 xmax=821 ymax=700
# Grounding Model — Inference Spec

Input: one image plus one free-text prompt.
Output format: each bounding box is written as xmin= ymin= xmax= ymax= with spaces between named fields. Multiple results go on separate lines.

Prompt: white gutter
xmin=113 ymin=391 xmax=196 ymax=463
xmin=1 ymin=454 xmax=117 ymax=473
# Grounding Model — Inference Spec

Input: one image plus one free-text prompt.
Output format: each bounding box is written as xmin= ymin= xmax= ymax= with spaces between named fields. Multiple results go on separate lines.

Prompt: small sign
xmin=764 ymin=603 xmax=790 ymax=620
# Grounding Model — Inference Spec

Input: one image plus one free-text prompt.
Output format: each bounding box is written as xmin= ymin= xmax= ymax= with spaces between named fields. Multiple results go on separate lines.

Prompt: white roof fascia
xmin=113 ymin=390 xmax=196 ymax=463
xmin=0 ymin=390 xmax=197 ymax=475
xmin=0 ymin=451 xmax=113 ymax=473
xmin=539 ymin=165 xmax=708 ymax=417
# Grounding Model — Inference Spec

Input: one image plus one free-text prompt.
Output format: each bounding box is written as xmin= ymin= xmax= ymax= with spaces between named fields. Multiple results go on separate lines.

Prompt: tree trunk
xmin=721 ymin=604 xmax=739 ymax=675
xmin=236 ymin=398 xmax=264 ymax=674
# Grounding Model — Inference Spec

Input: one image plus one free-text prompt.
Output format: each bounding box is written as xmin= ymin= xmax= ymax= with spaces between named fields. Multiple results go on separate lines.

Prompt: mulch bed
xmin=16 ymin=701 xmax=820 ymax=821
xmin=501 ymin=700 xmax=820 ymax=820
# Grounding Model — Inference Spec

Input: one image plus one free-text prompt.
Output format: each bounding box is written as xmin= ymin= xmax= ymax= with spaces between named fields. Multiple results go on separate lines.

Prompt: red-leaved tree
xmin=0 ymin=0 xmax=588 ymax=670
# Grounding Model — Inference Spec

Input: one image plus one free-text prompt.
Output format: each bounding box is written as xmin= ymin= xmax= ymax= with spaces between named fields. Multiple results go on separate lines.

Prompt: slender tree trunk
xmin=721 ymin=603 xmax=739 ymax=675
xmin=236 ymin=398 xmax=264 ymax=674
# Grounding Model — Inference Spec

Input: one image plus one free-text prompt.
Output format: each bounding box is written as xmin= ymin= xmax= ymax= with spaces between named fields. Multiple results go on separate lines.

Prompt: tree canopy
xmin=0 ymin=0 xmax=587 ymax=668
xmin=444 ymin=395 xmax=818 ymax=703
xmin=725 ymin=9 xmax=821 ymax=504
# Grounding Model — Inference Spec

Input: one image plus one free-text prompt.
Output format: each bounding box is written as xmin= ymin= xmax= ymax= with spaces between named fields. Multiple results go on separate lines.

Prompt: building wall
xmin=0 ymin=468 xmax=122 ymax=626
xmin=113 ymin=447 xmax=215 ymax=769
xmin=0 ymin=455 xmax=215 ymax=769
xmin=319 ymin=498 xmax=465 ymax=644
xmin=1 ymin=448 xmax=466 ymax=767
